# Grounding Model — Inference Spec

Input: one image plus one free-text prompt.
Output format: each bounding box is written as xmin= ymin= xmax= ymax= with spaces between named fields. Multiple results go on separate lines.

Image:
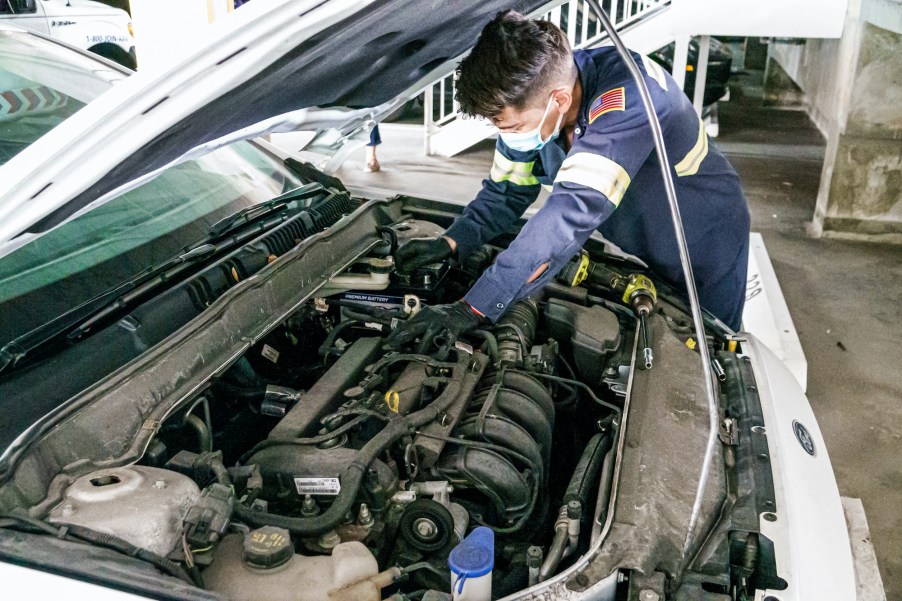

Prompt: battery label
xmin=341 ymin=292 xmax=405 ymax=305
xmin=294 ymin=477 xmax=341 ymax=496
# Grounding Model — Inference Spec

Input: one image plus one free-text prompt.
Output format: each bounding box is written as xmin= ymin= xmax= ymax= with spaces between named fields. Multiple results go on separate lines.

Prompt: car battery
xmin=338 ymin=261 xmax=449 ymax=312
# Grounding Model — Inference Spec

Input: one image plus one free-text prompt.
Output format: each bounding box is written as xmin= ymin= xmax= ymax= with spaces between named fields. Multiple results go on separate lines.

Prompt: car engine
xmin=2 ymin=197 xmax=773 ymax=601
xmin=31 ymin=217 xmax=639 ymax=600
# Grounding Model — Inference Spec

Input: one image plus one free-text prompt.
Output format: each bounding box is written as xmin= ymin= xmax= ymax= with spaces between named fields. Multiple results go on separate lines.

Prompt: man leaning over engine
xmin=388 ymin=10 xmax=750 ymax=349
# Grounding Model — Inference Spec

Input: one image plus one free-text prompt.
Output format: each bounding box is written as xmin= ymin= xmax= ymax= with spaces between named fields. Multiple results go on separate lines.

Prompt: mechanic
xmin=389 ymin=10 xmax=750 ymax=348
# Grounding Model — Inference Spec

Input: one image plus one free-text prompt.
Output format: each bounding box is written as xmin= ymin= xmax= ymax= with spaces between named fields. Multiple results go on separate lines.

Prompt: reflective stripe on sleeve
xmin=489 ymin=150 xmax=539 ymax=186
xmin=674 ymin=118 xmax=709 ymax=176
xmin=641 ymin=55 xmax=668 ymax=91
xmin=554 ymin=152 xmax=631 ymax=206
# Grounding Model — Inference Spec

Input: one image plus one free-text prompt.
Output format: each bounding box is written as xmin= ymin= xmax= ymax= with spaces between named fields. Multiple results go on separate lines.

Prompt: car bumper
xmin=745 ymin=335 xmax=856 ymax=600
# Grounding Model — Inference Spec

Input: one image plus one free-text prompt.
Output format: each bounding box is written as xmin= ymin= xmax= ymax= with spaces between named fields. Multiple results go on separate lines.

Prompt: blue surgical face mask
xmin=499 ymin=95 xmax=564 ymax=153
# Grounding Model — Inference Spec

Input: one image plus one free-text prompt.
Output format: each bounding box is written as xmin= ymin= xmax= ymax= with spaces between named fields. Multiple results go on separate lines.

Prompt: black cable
xmin=553 ymin=356 xmax=580 ymax=407
xmin=376 ymin=226 xmax=399 ymax=255
xmin=318 ymin=319 xmax=359 ymax=357
xmin=400 ymin=561 xmax=448 ymax=579
xmin=0 ymin=512 xmax=196 ymax=586
xmin=238 ymin=412 xmax=389 ymax=463
xmin=233 ymin=352 xmax=478 ymax=536
xmin=510 ymin=370 xmax=621 ymax=414
xmin=471 ymin=330 xmax=500 ymax=363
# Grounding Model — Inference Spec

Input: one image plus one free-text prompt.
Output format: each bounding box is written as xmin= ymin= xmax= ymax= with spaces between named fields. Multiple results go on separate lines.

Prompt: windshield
xmin=0 ymin=29 xmax=306 ymax=347
xmin=0 ymin=29 xmax=126 ymax=166
xmin=0 ymin=139 xmax=304 ymax=346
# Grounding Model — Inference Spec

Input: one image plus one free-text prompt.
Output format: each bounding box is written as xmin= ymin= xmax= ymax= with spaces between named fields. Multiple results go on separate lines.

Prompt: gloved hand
xmin=394 ymin=237 xmax=453 ymax=274
xmin=386 ymin=300 xmax=484 ymax=352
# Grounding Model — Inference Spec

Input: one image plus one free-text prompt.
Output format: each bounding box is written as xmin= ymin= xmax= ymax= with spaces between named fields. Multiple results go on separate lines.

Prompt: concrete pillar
xmin=762 ymin=48 xmax=806 ymax=108
xmin=767 ymin=0 xmax=902 ymax=239
xmin=815 ymin=19 xmax=902 ymax=238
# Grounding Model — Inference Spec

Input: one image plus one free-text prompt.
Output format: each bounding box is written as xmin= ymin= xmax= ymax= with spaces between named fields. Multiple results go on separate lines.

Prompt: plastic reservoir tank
xmin=448 ymin=527 xmax=494 ymax=601
xmin=204 ymin=526 xmax=386 ymax=601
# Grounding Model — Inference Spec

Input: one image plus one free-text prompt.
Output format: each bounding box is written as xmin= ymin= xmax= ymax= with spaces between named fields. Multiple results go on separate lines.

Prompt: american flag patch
xmin=588 ymin=87 xmax=625 ymax=123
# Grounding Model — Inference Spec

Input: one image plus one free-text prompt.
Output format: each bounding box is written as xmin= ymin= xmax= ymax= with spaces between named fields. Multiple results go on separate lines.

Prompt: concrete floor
xmin=332 ymin=80 xmax=902 ymax=597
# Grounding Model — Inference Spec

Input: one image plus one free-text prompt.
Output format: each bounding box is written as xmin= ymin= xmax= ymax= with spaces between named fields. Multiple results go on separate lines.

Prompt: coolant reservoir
xmin=204 ymin=527 xmax=380 ymax=601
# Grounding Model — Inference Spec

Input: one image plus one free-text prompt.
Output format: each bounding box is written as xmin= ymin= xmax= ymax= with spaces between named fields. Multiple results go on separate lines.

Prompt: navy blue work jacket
xmin=445 ymin=47 xmax=750 ymax=330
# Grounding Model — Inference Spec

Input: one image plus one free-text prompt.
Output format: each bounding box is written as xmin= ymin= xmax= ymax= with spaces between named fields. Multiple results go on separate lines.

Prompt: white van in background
xmin=0 ymin=0 xmax=134 ymax=68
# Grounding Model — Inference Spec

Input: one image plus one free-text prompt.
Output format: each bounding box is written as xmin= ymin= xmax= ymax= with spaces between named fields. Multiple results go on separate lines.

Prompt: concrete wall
xmin=768 ymin=0 xmax=902 ymax=238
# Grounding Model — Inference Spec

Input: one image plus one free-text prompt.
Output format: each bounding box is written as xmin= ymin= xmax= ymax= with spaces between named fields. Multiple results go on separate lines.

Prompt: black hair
xmin=455 ymin=10 xmax=575 ymax=119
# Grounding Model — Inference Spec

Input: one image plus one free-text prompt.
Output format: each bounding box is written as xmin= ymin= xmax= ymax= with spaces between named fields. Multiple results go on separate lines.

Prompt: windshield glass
xmin=0 ymin=139 xmax=303 ymax=346
xmin=0 ymin=29 xmax=307 ymax=347
xmin=0 ymin=29 xmax=126 ymax=166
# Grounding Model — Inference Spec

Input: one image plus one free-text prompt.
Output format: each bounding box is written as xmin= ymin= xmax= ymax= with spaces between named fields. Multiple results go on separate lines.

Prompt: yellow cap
xmin=384 ymin=391 xmax=400 ymax=413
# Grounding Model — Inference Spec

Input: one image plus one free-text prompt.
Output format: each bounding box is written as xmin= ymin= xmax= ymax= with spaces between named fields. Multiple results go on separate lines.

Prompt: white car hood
xmin=0 ymin=0 xmax=543 ymax=259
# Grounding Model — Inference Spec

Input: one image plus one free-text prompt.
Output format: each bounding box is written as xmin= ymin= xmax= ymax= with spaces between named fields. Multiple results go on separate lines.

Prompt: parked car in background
xmin=651 ymin=36 xmax=733 ymax=107
xmin=0 ymin=0 xmax=134 ymax=68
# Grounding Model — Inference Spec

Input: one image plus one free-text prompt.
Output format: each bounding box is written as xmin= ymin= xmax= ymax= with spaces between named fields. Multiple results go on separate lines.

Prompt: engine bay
xmin=0 ymin=198 xmax=779 ymax=601
xmin=47 ymin=217 xmax=629 ymax=599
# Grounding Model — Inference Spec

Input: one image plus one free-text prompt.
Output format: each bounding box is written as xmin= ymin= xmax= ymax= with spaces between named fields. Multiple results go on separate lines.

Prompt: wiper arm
xmin=0 ymin=243 xmax=219 ymax=375
xmin=208 ymin=198 xmax=288 ymax=239
xmin=0 ymin=183 xmax=327 ymax=374
xmin=209 ymin=182 xmax=325 ymax=239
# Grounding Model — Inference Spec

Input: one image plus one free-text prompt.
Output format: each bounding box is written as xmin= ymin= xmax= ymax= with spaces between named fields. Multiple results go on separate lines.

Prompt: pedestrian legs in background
xmin=364 ymin=125 xmax=381 ymax=173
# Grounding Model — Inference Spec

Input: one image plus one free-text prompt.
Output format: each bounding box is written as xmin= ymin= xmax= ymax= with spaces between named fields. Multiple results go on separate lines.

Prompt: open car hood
xmin=0 ymin=0 xmax=545 ymax=258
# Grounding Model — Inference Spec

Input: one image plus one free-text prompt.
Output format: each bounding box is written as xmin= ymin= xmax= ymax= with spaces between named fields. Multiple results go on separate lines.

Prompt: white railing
xmin=423 ymin=0 xmax=671 ymax=154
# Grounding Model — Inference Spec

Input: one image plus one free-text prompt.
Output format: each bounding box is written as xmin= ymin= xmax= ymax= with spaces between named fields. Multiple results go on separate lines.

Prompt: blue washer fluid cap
xmin=448 ymin=526 xmax=495 ymax=578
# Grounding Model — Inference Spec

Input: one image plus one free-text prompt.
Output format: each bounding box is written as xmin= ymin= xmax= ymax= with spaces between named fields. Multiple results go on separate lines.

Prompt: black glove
xmin=394 ymin=237 xmax=453 ymax=274
xmin=386 ymin=301 xmax=484 ymax=352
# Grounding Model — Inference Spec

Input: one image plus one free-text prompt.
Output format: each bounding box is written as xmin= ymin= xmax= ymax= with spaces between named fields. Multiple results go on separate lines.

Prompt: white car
xmin=0 ymin=0 xmax=134 ymax=68
xmin=0 ymin=2 xmax=855 ymax=601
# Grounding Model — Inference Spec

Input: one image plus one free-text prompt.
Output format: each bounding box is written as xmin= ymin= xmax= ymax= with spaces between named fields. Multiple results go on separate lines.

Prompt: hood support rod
xmin=585 ymin=0 xmax=721 ymax=569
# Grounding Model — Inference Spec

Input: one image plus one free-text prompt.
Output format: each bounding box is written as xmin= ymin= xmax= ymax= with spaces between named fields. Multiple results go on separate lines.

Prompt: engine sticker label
xmin=341 ymin=293 xmax=404 ymax=305
xmin=261 ymin=344 xmax=280 ymax=363
xmin=454 ymin=341 xmax=474 ymax=354
xmin=294 ymin=477 xmax=341 ymax=496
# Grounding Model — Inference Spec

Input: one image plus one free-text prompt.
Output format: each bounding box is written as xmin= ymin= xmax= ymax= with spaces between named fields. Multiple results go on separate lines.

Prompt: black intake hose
xmin=233 ymin=351 xmax=487 ymax=536
xmin=564 ymin=432 xmax=612 ymax=509
xmin=211 ymin=381 xmax=266 ymax=404
xmin=495 ymin=298 xmax=539 ymax=364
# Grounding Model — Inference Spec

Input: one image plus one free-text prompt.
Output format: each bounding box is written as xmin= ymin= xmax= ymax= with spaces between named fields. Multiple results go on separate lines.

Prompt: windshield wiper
xmin=0 ymin=183 xmax=326 ymax=375
xmin=0 ymin=243 xmax=220 ymax=375
xmin=208 ymin=182 xmax=326 ymax=239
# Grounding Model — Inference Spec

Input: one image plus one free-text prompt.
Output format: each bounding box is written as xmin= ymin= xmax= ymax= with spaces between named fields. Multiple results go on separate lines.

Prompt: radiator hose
xmin=539 ymin=432 xmax=611 ymax=581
